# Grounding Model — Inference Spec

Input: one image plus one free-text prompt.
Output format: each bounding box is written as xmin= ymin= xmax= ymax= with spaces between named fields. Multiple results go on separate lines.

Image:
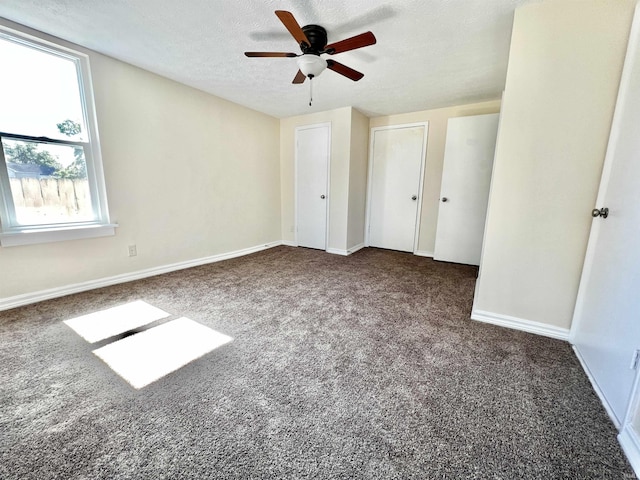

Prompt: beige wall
xmin=346 ymin=109 xmax=370 ymax=250
xmin=279 ymin=107 xmax=353 ymax=251
xmin=0 ymin=23 xmax=281 ymax=300
xmin=473 ymin=0 xmax=635 ymax=329
xmin=370 ymin=100 xmax=501 ymax=254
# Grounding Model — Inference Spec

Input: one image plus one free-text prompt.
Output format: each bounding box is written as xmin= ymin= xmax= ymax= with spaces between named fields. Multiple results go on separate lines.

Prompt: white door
xmin=367 ymin=124 xmax=427 ymax=253
xmin=296 ymin=124 xmax=330 ymax=250
xmin=571 ymin=9 xmax=640 ymax=427
xmin=434 ymin=113 xmax=499 ymax=265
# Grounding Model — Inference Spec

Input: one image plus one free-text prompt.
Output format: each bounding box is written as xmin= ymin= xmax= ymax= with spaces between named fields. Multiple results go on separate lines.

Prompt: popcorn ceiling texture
xmin=0 ymin=0 xmax=531 ymax=117
xmin=0 ymin=246 xmax=633 ymax=479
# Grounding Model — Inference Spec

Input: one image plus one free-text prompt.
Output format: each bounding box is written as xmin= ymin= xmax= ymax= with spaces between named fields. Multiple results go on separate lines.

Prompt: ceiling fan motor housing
xmin=301 ymin=25 xmax=328 ymax=54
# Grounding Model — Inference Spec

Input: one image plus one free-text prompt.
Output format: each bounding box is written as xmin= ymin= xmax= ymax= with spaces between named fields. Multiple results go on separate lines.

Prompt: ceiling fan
xmin=244 ymin=10 xmax=377 ymax=84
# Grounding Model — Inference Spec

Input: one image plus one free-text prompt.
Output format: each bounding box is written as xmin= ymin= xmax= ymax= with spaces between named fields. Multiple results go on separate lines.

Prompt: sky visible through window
xmin=0 ymin=34 xmax=87 ymax=155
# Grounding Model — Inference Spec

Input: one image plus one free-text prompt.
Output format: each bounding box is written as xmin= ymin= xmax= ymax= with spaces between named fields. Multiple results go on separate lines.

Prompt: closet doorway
xmin=366 ymin=123 xmax=428 ymax=253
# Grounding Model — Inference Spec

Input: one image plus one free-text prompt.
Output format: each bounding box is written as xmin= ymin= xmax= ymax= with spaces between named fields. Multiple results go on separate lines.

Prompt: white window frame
xmin=0 ymin=25 xmax=116 ymax=247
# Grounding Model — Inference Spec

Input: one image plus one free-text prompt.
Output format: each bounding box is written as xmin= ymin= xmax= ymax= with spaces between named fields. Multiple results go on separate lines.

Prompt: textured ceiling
xmin=0 ymin=0 xmax=534 ymax=118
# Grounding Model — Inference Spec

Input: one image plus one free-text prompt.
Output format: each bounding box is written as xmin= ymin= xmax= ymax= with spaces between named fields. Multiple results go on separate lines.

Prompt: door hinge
xmin=630 ymin=349 xmax=640 ymax=370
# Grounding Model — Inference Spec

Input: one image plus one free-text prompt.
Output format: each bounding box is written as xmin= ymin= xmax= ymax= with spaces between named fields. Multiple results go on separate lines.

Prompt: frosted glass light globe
xmin=296 ymin=54 xmax=327 ymax=78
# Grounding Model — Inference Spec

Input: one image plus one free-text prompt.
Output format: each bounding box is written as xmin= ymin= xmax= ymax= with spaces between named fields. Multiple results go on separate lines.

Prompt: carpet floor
xmin=0 ymin=246 xmax=633 ymax=479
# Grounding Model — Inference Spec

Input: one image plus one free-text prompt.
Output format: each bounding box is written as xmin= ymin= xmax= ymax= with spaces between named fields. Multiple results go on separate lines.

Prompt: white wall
xmin=369 ymin=100 xmax=501 ymax=255
xmin=0 ymin=20 xmax=281 ymax=300
xmin=346 ymin=109 xmax=369 ymax=250
xmin=473 ymin=0 xmax=636 ymax=330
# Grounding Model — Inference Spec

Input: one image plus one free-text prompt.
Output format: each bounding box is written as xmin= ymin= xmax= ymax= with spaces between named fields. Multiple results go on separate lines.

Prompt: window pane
xmin=0 ymin=35 xmax=87 ymax=142
xmin=2 ymin=139 xmax=95 ymax=226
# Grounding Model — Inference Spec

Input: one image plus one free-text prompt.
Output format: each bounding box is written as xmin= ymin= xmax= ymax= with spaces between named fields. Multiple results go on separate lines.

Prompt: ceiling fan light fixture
xmin=297 ymin=54 xmax=327 ymax=78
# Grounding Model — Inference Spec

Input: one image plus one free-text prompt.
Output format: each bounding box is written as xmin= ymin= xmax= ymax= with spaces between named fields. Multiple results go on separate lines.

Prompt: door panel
xmin=368 ymin=125 xmax=426 ymax=253
xmin=571 ymin=11 xmax=640 ymax=426
xmin=296 ymin=125 xmax=329 ymax=250
xmin=434 ymin=114 xmax=499 ymax=265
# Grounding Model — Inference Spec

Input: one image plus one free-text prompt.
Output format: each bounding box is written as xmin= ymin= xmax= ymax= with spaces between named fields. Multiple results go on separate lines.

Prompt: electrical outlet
xmin=128 ymin=245 xmax=137 ymax=257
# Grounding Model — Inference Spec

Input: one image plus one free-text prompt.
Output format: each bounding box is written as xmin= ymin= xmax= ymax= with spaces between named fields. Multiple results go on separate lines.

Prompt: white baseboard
xmin=470 ymin=309 xmax=570 ymax=341
xmin=281 ymin=240 xmax=297 ymax=247
xmin=348 ymin=243 xmax=365 ymax=254
xmin=0 ymin=241 xmax=283 ymax=311
xmin=414 ymin=250 xmax=434 ymax=258
xmin=326 ymin=243 xmax=366 ymax=256
xmin=619 ymin=425 xmax=640 ymax=478
xmin=572 ymin=346 xmax=622 ymax=429
xmin=326 ymin=247 xmax=349 ymax=256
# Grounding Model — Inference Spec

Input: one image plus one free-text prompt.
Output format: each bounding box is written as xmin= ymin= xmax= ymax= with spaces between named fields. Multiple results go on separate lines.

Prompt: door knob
xmin=320 ymin=195 xmax=326 ymax=199
xmin=592 ymin=207 xmax=608 ymax=218
xmin=441 ymin=197 xmax=448 ymax=202
xmin=411 ymin=195 xmax=417 ymax=201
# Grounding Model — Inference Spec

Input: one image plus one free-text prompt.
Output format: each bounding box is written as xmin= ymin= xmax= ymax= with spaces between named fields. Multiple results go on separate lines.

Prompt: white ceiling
xmin=0 ymin=0 xmax=534 ymax=118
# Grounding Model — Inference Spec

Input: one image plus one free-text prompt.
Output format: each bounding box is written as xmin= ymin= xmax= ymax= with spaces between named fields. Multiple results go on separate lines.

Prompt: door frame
xmin=294 ymin=122 xmax=332 ymax=250
xmin=619 ymin=367 xmax=640 ymax=475
xmin=364 ymin=122 xmax=428 ymax=253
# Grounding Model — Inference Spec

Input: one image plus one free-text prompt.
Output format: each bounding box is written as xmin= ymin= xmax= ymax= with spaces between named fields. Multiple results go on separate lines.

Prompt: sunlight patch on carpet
xmin=92 ymin=317 xmax=233 ymax=389
xmin=64 ymin=300 xmax=170 ymax=343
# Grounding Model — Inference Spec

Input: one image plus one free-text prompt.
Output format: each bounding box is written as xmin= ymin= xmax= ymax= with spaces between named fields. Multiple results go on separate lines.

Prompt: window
xmin=0 ymin=25 xmax=115 ymax=246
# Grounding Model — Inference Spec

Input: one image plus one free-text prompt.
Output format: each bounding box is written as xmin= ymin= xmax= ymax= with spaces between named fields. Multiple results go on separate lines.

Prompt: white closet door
xmin=296 ymin=124 xmax=330 ymax=250
xmin=434 ymin=113 xmax=499 ymax=265
xmin=571 ymin=9 xmax=640 ymax=427
xmin=368 ymin=124 xmax=427 ymax=253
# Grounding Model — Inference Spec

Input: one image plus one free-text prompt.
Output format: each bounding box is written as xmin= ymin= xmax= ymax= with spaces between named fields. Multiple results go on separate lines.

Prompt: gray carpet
xmin=0 ymin=246 xmax=633 ymax=479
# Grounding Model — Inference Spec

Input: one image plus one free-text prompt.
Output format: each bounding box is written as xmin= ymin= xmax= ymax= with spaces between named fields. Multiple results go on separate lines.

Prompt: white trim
xmin=294 ymin=122 xmax=331 ymax=251
xmin=281 ymin=240 xmax=297 ymax=247
xmin=414 ymin=250 xmax=434 ymax=258
xmin=348 ymin=243 xmax=365 ymax=254
xmin=0 ymin=223 xmax=117 ymax=247
xmin=619 ymin=426 xmax=640 ymax=478
xmin=471 ymin=309 xmax=570 ymax=341
xmin=619 ymin=364 xmax=640 ymax=478
xmin=364 ymin=122 xmax=429 ymax=253
xmin=623 ymin=362 xmax=640 ymax=431
xmin=326 ymin=244 xmax=365 ymax=256
xmin=572 ymin=345 xmax=622 ymax=429
xmin=413 ymin=125 xmax=429 ymax=253
xmin=0 ymin=241 xmax=283 ymax=311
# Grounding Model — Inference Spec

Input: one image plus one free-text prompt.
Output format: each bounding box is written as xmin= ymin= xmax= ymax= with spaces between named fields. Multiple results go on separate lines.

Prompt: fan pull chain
xmin=309 ymin=76 xmax=313 ymax=106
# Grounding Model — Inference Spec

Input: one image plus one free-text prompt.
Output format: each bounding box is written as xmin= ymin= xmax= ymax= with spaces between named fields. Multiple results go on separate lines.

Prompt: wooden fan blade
xmin=324 ymin=31 xmax=376 ymax=54
xmin=244 ymin=52 xmax=298 ymax=58
xmin=292 ymin=70 xmax=306 ymax=84
xmin=275 ymin=10 xmax=310 ymax=47
xmin=327 ymin=60 xmax=364 ymax=81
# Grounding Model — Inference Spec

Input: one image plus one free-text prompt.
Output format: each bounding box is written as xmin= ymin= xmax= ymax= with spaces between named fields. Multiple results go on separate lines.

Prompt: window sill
xmin=0 ymin=223 xmax=118 ymax=247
